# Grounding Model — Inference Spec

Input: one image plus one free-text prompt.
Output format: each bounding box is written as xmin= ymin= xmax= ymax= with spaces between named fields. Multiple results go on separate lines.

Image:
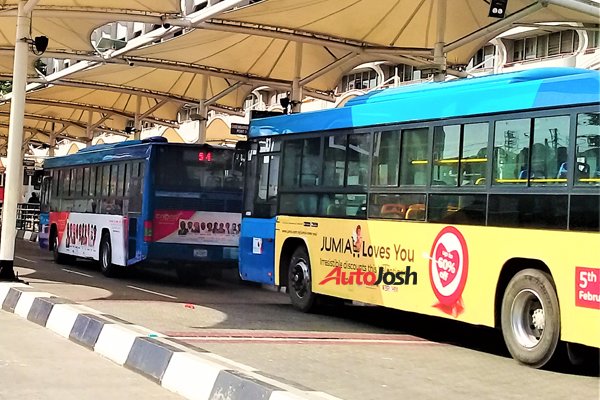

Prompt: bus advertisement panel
xmin=238 ymin=68 xmax=600 ymax=369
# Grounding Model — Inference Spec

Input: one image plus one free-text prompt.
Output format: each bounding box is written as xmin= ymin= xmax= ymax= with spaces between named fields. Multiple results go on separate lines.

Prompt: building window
xmin=472 ymin=45 xmax=496 ymax=69
xmin=589 ymin=28 xmax=600 ymax=49
xmin=511 ymin=30 xmax=579 ymax=62
xmin=341 ymin=69 xmax=379 ymax=92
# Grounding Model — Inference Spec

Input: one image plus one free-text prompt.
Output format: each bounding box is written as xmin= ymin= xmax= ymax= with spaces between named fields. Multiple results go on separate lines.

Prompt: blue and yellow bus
xmin=238 ymin=68 xmax=600 ymax=368
xmin=40 ymin=138 xmax=244 ymax=279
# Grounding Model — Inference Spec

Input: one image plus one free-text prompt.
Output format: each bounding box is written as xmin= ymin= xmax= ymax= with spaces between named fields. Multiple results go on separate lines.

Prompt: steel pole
xmin=0 ymin=1 xmax=32 ymax=280
xmin=197 ymin=75 xmax=209 ymax=144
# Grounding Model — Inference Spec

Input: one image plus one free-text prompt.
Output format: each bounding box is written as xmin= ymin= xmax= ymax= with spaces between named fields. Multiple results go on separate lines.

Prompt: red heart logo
xmin=434 ymin=243 xmax=460 ymax=288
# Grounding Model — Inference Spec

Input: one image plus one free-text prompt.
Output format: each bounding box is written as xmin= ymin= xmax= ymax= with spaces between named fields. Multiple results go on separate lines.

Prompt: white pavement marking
xmin=15 ymin=256 xmax=37 ymax=263
xmin=126 ymin=285 xmax=177 ymax=299
xmin=61 ymin=268 xmax=94 ymax=278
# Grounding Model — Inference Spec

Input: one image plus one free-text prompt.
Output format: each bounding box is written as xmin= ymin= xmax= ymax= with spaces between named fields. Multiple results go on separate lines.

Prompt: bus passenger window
xmin=460 ymin=123 xmax=489 ymax=186
xmin=347 ymin=134 xmax=371 ymax=187
xmin=323 ymin=135 xmax=347 ymax=187
xmin=319 ymin=194 xmax=366 ymax=218
xmin=429 ymin=194 xmax=486 ymax=226
xmin=575 ymin=113 xmax=600 ymax=186
xmin=433 ymin=125 xmax=460 ymax=186
xmin=282 ymin=140 xmax=302 ymax=187
xmin=531 ymin=115 xmax=570 ymax=186
xmin=372 ymin=130 xmax=400 ymax=186
xmin=400 ymin=128 xmax=428 ymax=186
xmin=493 ymin=118 xmax=530 ymax=185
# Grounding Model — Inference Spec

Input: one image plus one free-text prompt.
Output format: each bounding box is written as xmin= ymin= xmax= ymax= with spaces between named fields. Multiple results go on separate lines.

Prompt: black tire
xmin=52 ymin=233 xmax=72 ymax=265
xmin=288 ymin=246 xmax=317 ymax=312
xmin=501 ymin=269 xmax=561 ymax=368
xmin=99 ymin=233 xmax=119 ymax=277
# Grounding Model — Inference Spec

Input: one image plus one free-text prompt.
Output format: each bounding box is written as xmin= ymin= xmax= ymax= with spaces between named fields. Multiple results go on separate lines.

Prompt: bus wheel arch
xmin=496 ymin=260 xmax=561 ymax=368
xmin=99 ymin=229 xmax=118 ymax=277
xmin=279 ymin=238 xmax=307 ymax=287
xmin=494 ymin=258 xmax=553 ymax=329
xmin=50 ymin=223 xmax=71 ymax=264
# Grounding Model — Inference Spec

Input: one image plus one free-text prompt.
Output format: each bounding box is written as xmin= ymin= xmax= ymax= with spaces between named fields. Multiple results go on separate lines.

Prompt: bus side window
xmin=400 ymin=128 xmax=428 ymax=186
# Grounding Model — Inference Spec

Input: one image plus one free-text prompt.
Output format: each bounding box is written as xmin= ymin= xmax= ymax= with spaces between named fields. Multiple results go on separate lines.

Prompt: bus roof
xmin=249 ymin=67 xmax=600 ymax=137
xmin=43 ymin=140 xmax=226 ymax=169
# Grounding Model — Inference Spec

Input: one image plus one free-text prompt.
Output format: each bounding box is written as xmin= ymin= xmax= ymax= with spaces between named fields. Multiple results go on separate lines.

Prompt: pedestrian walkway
xmin=0 ymin=311 xmax=183 ymax=400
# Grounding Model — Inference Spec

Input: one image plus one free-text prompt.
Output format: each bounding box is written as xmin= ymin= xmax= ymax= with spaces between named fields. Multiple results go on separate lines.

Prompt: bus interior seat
xmin=380 ymin=203 xmax=406 ymax=219
xmin=405 ymin=204 xmax=425 ymax=221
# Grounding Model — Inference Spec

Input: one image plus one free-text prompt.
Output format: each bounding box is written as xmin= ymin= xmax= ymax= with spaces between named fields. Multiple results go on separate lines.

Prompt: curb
xmin=17 ymin=230 xmax=39 ymax=242
xmin=0 ymin=282 xmax=341 ymax=400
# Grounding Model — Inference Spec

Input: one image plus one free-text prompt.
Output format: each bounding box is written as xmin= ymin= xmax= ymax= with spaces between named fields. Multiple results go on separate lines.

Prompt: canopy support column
xmin=197 ymin=75 xmax=209 ymax=144
xmin=0 ymin=0 xmax=38 ymax=281
xmin=134 ymin=95 xmax=142 ymax=140
xmin=291 ymin=42 xmax=303 ymax=114
xmin=49 ymin=122 xmax=56 ymax=157
xmin=86 ymin=111 xmax=94 ymax=146
xmin=433 ymin=0 xmax=447 ymax=82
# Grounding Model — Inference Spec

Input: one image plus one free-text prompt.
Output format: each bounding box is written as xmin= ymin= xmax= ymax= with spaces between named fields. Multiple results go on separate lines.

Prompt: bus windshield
xmin=154 ymin=146 xmax=243 ymax=191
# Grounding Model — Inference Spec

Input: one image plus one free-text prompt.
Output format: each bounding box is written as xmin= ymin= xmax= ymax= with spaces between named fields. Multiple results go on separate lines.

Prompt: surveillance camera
xmin=33 ymin=36 xmax=49 ymax=54
xmin=162 ymin=22 xmax=171 ymax=29
xmin=129 ymin=61 xmax=134 ymax=67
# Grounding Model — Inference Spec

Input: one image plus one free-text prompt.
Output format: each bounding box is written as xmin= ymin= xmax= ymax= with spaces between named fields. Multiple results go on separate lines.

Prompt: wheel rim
xmin=290 ymin=259 xmax=310 ymax=298
xmin=101 ymin=241 xmax=111 ymax=270
xmin=510 ymin=289 xmax=545 ymax=349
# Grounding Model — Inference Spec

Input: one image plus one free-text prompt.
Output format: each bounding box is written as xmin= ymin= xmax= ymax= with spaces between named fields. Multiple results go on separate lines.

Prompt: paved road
xmin=0 ymin=311 xmax=183 ymax=400
xmin=11 ymin=240 xmax=600 ymax=400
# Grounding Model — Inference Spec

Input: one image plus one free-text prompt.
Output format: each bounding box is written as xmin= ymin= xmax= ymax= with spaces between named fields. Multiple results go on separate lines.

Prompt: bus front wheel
xmin=501 ymin=269 xmax=560 ymax=368
xmin=288 ymin=246 xmax=317 ymax=312
xmin=99 ymin=233 xmax=119 ymax=277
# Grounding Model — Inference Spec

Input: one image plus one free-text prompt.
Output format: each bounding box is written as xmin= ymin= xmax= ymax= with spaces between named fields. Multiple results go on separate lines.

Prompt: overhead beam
xmin=20 ymin=98 xmax=177 ymax=127
xmin=195 ymin=20 xmax=433 ymax=58
xmin=106 ymin=57 xmax=291 ymax=91
xmin=0 ymin=110 xmax=87 ymax=130
xmin=28 ymin=78 xmax=197 ymax=105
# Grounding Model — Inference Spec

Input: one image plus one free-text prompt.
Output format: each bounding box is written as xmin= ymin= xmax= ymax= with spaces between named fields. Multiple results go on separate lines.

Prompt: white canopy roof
xmin=0 ymin=1 xmax=182 ymax=52
xmin=216 ymin=0 xmax=600 ymax=65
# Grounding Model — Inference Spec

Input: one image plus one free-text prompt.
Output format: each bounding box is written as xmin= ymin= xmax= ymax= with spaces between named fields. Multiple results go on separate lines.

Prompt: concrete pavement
xmin=0 ymin=282 xmax=341 ymax=400
xmin=0 ymin=311 xmax=183 ymax=400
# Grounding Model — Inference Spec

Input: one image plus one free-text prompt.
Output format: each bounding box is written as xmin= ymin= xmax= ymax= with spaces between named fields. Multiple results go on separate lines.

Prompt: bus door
xmin=239 ymin=138 xmax=280 ymax=284
xmin=127 ymin=211 xmax=141 ymax=263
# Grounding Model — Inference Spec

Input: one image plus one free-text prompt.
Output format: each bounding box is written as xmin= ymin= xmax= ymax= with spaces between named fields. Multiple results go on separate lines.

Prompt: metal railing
xmin=0 ymin=203 xmax=41 ymax=232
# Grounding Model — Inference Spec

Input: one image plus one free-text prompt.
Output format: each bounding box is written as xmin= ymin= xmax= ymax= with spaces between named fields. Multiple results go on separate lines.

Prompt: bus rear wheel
xmin=501 ymin=269 xmax=560 ymax=368
xmin=52 ymin=234 xmax=72 ymax=265
xmin=99 ymin=233 xmax=119 ymax=277
xmin=288 ymin=246 xmax=316 ymax=312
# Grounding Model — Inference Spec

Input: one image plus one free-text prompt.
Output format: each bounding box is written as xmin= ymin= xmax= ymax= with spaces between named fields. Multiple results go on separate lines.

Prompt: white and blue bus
xmin=40 ymin=137 xmax=244 ymax=278
xmin=239 ymin=68 xmax=599 ymax=367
